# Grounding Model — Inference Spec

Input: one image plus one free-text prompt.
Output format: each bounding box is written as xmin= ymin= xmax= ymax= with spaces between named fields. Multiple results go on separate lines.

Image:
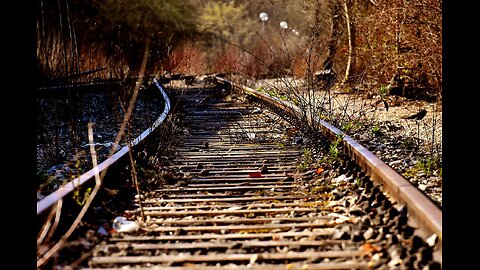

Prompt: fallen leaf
xmin=360 ymin=243 xmax=382 ymax=257
xmin=249 ymin=172 xmax=262 ymax=178
xmin=315 ymin=167 xmax=324 ymax=175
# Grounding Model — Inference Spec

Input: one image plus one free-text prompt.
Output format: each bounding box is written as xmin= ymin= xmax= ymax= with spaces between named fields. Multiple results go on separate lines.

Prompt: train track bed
xmin=36 ymin=80 xmax=166 ymax=201
xmin=349 ymin=113 xmax=442 ymax=208
xmin=45 ymin=81 xmax=441 ymax=269
xmin=247 ymin=77 xmax=442 ymax=207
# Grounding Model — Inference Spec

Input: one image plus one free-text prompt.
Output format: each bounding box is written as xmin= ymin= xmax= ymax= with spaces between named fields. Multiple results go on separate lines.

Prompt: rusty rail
xmin=70 ymin=80 xmax=442 ymax=269
xmin=214 ymin=76 xmax=442 ymax=248
xmin=36 ymin=78 xmax=171 ymax=216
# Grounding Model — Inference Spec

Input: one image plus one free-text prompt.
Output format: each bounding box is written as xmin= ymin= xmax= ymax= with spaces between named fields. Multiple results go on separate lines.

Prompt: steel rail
xmin=37 ymin=78 xmax=171 ymax=216
xmin=36 ymin=80 xmax=121 ymax=91
xmin=37 ymin=75 xmax=156 ymax=91
xmin=214 ymin=76 xmax=442 ymax=247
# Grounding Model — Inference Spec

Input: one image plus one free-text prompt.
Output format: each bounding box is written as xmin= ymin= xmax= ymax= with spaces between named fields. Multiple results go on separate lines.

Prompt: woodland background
xmin=36 ymin=0 xmax=442 ymax=99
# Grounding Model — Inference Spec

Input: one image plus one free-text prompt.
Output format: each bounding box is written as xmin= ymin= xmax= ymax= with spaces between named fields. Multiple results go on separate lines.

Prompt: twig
xmin=108 ymin=37 xmax=151 ymax=160
xmin=339 ymin=0 xmax=353 ymax=88
xmin=37 ymin=200 xmax=59 ymax=246
xmin=37 ymin=122 xmax=102 ymax=267
xmin=66 ymin=249 xmax=93 ymax=269
xmin=42 ymin=199 xmax=63 ymax=245
xmin=37 ymin=38 xmax=151 ymax=268
xmin=255 ymin=32 xmax=277 ymax=59
xmin=213 ymin=34 xmax=282 ymax=79
xmin=127 ymin=143 xmax=145 ymax=220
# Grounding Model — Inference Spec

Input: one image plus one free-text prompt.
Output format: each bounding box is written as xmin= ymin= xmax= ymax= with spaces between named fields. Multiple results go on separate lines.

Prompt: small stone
xmin=252 ymin=107 xmax=262 ymax=114
xmin=97 ymin=226 xmax=108 ymax=236
xmin=410 ymin=235 xmax=425 ymax=253
xmin=295 ymin=137 xmax=304 ymax=145
xmin=388 ymin=160 xmax=402 ymax=167
xmin=417 ymin=246 xmax=433 ymax=263
xmin=351 ymin=231 xmax=364 ymax=242
xmin=418 ymin=184 xmax=427 ymax=191
xmin=332 ymin=189 xmax=345 ymax=199
xmin=376 ymin=144 xmax=386 ymax=150
xmin=354 ymin=133 xmax=369 ymax=141
xmin=401 ymin=225 xmax=415 ymax=239
xmin=349 ymin=205 xmax=366 ymax=216
xmin=385 ymin=233 xmax=399 ymax=246
xmin=332 ymin=230 xmax=349 ymax=240
xmin=426 ymin=234 xmax=438 ymax=247
xmin=332 ymin=226 xmax=351 ymax=240
xmin=332 ymin=174 xmax=347 ymax=182
xmin=426 ymin=182 xmax=435 ymax=188
xmin=363 ymin=227 xmax=375 ymax=240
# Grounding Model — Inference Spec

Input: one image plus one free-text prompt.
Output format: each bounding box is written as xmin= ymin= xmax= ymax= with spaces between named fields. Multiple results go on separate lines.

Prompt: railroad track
xmin=37 ymin=76 xmax=442 ymax=269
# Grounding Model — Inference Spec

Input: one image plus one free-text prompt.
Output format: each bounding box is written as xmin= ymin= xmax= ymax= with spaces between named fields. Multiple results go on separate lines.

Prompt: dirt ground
xmin=249 ymin=77 xmax=442 ymax=207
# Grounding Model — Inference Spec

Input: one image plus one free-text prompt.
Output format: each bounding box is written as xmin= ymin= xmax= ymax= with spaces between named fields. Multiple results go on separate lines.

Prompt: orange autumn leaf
xmin=360 ymin=243 xmax=382 ymax=256
xmin=315 ymin=167 xmax=325 ymax=175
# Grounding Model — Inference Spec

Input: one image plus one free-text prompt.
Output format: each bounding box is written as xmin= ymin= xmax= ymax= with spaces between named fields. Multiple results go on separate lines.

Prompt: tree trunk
xmin=322 ymin=0 xmax=341 ymax=72
xmin=339 ymin=0 xmax=355 ymax=87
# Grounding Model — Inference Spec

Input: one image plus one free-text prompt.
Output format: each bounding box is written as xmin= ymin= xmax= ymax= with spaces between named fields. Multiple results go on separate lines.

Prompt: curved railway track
xmin=37 ymin=76 xmax=442 ymax=269
xmin=37 ymin=79 xmax=171 ymax=217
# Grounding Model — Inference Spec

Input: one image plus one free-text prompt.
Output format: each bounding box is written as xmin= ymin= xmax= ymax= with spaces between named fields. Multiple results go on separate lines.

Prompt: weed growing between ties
xmin=135 ymin=113 xmax=188 ymax=192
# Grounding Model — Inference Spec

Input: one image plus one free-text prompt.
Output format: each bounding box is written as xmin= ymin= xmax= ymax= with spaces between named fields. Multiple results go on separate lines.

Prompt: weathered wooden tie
xmin=84 ymin=86 xmax=374 ymax=269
